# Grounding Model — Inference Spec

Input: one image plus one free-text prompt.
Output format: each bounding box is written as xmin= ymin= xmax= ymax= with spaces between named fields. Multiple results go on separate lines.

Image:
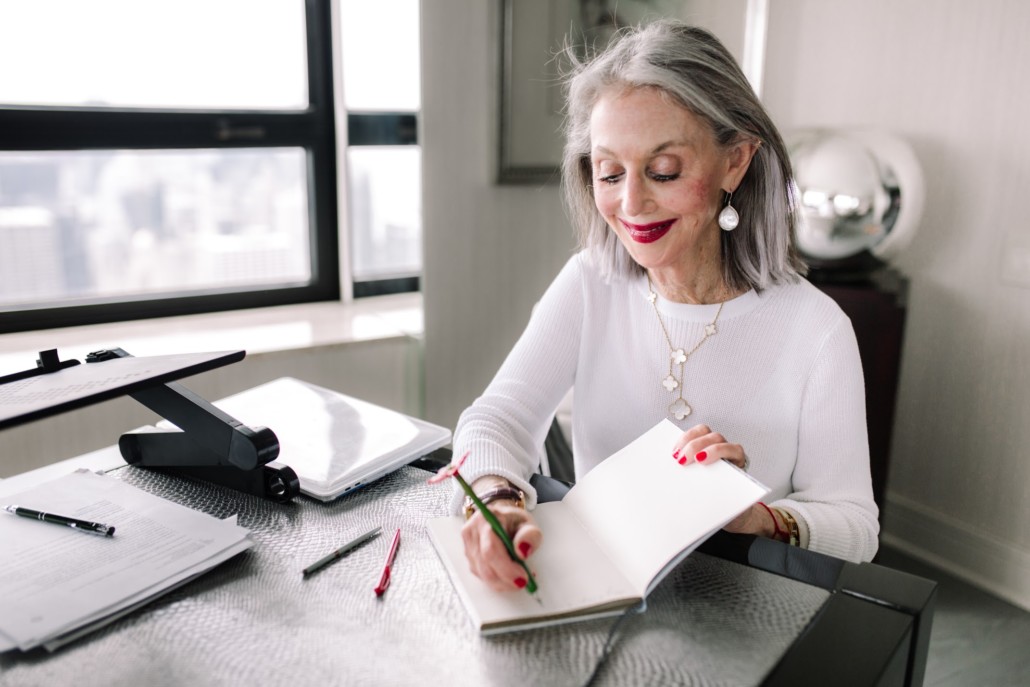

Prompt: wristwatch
xmin=463 ymin=486 xmax=525 ymax=520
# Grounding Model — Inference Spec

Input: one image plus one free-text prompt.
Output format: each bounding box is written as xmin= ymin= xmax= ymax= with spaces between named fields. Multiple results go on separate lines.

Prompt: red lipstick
xmin=620 ymin=219 xmax=674 ymax=244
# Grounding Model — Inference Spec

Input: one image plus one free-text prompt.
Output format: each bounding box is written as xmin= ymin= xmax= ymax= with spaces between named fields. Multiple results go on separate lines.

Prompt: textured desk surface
xmin=0 ymin=465 xmax=828 ymax=687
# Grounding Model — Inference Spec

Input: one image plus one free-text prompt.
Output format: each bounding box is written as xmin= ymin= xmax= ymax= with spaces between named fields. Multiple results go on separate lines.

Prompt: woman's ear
xmin=722 ymin=138 xmax=760 ymax=192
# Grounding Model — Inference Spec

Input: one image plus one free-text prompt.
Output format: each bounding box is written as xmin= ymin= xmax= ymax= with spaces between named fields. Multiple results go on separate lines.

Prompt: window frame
xmin=0 ymin=0 xmax=339 ymax=334
xmin=344 ymin=111 xmax=421 ymax=297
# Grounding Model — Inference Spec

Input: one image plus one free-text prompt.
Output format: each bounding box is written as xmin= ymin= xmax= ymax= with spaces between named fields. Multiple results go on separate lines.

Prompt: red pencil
xmin=374 ymin=528 xmax=401 ymax=596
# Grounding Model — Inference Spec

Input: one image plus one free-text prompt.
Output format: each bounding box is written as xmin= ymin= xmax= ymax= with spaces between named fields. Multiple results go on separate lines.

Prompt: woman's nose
xmin=621 ymin=174 xmax=651 ymax=217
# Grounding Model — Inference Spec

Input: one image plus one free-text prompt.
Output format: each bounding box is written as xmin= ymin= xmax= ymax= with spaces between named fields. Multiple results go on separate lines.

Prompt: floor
xmin=876 ymin=545 xmax=1030 ymax=686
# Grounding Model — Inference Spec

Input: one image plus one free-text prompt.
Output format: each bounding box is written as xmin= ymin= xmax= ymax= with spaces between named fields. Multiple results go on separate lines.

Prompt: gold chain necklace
xmin=646 ymin=273 xmax=724 ymax=421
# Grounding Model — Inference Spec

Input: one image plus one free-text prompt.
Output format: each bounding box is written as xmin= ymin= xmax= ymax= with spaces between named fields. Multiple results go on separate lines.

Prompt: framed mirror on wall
xmin=497 ymin=0 xmax=766 ymax=185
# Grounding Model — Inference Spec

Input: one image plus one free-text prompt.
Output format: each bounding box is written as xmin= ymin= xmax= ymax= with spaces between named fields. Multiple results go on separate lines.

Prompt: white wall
xmin=762 ymin=0 xmax=1030 ymax=610
xmin=421 ymin=0 xmax=574 ymax=430
xmin=422 ymin=0 xmax=1030 ymax=609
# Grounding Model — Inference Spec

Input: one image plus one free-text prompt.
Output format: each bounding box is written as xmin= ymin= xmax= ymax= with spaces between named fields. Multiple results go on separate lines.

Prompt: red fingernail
xmin=673 ymin=450 xmax=680 ymax=459
xmin=519 ymin=542 xmax=532 ymax=558
xmin=514 ymin=577 xmax=527 ymax=589
xmin=696 ymin=451 xmax=707 ymax=462
xmin=678 ymin=456 xmax=687 ymax=465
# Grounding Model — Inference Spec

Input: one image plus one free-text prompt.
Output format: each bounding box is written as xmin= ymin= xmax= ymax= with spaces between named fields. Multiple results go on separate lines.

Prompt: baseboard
xmin=882 ymin=491 xmax=1030 ymax=612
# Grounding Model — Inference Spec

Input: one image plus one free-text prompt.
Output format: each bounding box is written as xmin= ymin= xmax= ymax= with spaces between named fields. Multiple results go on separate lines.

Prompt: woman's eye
xmin=597 ymin=173 xmax=622 ymax=184
xmin=650 ymin=172 xmax=680 ymax=182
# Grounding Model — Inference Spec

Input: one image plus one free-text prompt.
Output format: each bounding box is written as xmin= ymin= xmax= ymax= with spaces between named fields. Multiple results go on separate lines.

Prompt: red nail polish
xmin=696 ymin=451 xmax=707 ymax=462
xmin=519 ymin=542 xmax=532 ymax=558
xmin=678 ymin=456 xmax=687 ymax=465
xmin=673 ymin=450 xmax=680 ymax=459
xmin=514 ymin=577 xmax=527 ymax=589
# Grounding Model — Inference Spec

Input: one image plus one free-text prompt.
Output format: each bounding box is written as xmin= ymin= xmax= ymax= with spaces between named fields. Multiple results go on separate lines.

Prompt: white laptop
xmin=208 ymin=377 xmax=451 ymax=501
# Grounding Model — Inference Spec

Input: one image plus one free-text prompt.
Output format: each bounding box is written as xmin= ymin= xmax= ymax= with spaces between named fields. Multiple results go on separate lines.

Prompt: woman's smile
xmin=619 ymin=218 xmax=677 ymax=244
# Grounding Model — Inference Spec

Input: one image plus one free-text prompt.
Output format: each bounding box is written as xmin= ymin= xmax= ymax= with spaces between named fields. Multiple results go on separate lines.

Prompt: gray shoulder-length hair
xmin=560 ymin=20 xmax=805 ymax=291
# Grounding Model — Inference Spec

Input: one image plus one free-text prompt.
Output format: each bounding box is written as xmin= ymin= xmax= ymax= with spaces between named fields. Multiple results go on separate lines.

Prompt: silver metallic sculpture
xmin=788 ymin=129 xmax=924 ymax=271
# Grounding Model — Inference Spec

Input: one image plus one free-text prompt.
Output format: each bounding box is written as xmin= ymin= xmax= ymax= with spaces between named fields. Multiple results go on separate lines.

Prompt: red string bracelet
xmin=757 ymin=502 xmax=786 ymax=541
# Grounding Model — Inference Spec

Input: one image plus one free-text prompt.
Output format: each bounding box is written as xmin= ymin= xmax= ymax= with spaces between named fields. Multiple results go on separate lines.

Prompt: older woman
xmin=452 ymin=20 xmax=878 ymax=592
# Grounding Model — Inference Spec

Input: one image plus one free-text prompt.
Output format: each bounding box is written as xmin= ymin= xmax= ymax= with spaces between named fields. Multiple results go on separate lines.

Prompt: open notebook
xmin=207 ymin=378 xmax=451 ymax=501
xmin=427 ymin=419 xmax=768 ymax=634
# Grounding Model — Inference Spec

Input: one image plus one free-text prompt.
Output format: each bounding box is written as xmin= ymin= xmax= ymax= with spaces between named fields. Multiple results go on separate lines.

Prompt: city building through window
xmin=0 ymin=0 xmax=421 ymax=333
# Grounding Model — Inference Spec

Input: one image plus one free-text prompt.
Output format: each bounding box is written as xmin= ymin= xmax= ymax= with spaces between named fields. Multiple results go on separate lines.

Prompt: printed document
xmin=0 ymin=469 xmax=252 ymax=652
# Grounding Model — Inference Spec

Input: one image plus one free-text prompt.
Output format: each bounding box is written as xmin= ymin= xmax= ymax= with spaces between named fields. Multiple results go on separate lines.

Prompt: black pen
xmin=3 ymin=504 xmax=115 ymax=536
xmin=302 ymin=526 xmax=382 ymax=577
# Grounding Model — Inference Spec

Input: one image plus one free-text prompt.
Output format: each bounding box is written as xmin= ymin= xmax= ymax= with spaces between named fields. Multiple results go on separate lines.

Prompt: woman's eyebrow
xmin=651 ymin=140 xmax=689 ymax=154
xmin=592 ymin=140 xmax=689 ymax=157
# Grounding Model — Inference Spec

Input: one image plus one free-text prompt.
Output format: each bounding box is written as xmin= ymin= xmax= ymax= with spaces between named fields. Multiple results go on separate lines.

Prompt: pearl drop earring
xmin=718 ymin=192 xmax=739 ymax=231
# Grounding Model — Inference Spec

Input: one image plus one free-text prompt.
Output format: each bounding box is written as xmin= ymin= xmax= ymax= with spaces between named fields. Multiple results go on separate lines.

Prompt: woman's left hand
xmin=672 ymin=424 xmax=776 ymax=538
xmin=671 ymin=424 xmax=748 ymax=470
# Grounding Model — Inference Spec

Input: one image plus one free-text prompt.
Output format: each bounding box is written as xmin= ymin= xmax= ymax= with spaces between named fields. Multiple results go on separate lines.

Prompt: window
xmin=0 ymin=0 xmax=339 ymax=333
xmin=339 ymin=0 xmax=422 ymax=298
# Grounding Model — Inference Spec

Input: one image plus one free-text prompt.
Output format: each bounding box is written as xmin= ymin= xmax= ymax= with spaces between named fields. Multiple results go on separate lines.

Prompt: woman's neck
xmin=647 ymin=251 xmax=737 ymax=305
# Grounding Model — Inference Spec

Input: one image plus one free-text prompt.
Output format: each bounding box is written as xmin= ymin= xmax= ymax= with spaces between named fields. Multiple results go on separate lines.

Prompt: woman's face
xmin=590 ymin=87 xmax=746 ymax=276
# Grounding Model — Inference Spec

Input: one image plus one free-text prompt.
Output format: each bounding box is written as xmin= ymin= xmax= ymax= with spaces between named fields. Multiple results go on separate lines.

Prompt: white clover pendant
xmin=645 ymin=272 xmax=723 ymax=424
xmin=669 ymin=398 xmax=692 ymax=420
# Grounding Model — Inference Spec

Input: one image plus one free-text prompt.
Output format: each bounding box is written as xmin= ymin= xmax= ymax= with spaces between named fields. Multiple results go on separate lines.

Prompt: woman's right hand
xmin=461 ymin=499 xmax=542 ymax=592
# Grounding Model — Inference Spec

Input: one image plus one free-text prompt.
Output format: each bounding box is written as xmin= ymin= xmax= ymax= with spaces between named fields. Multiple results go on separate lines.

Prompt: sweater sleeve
xmin=776 ymin=314 xmax=880 ymax=562
xmin=448 ymin=255 xmax=586 ymax=513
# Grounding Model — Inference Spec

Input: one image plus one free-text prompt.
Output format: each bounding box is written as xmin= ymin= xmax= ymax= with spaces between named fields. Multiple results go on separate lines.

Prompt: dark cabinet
xmin=814 ymin=269 xmax=908 ymax=518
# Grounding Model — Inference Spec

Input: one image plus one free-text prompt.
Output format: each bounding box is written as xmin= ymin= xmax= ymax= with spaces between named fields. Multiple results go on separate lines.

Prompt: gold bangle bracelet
xmin=776 ymin=508 xmax=801 ymax=547
xmin=463 ymin=486 xmax=525 ymax=520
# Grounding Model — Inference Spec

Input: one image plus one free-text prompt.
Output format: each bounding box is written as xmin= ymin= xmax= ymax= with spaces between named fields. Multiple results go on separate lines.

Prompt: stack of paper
xmin=0 ymin=469 xmax=252 ymax=652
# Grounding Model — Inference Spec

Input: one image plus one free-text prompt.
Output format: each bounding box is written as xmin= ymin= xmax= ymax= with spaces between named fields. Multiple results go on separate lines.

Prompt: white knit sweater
xmin=453 ymin=251 xmax=879 ymax=562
